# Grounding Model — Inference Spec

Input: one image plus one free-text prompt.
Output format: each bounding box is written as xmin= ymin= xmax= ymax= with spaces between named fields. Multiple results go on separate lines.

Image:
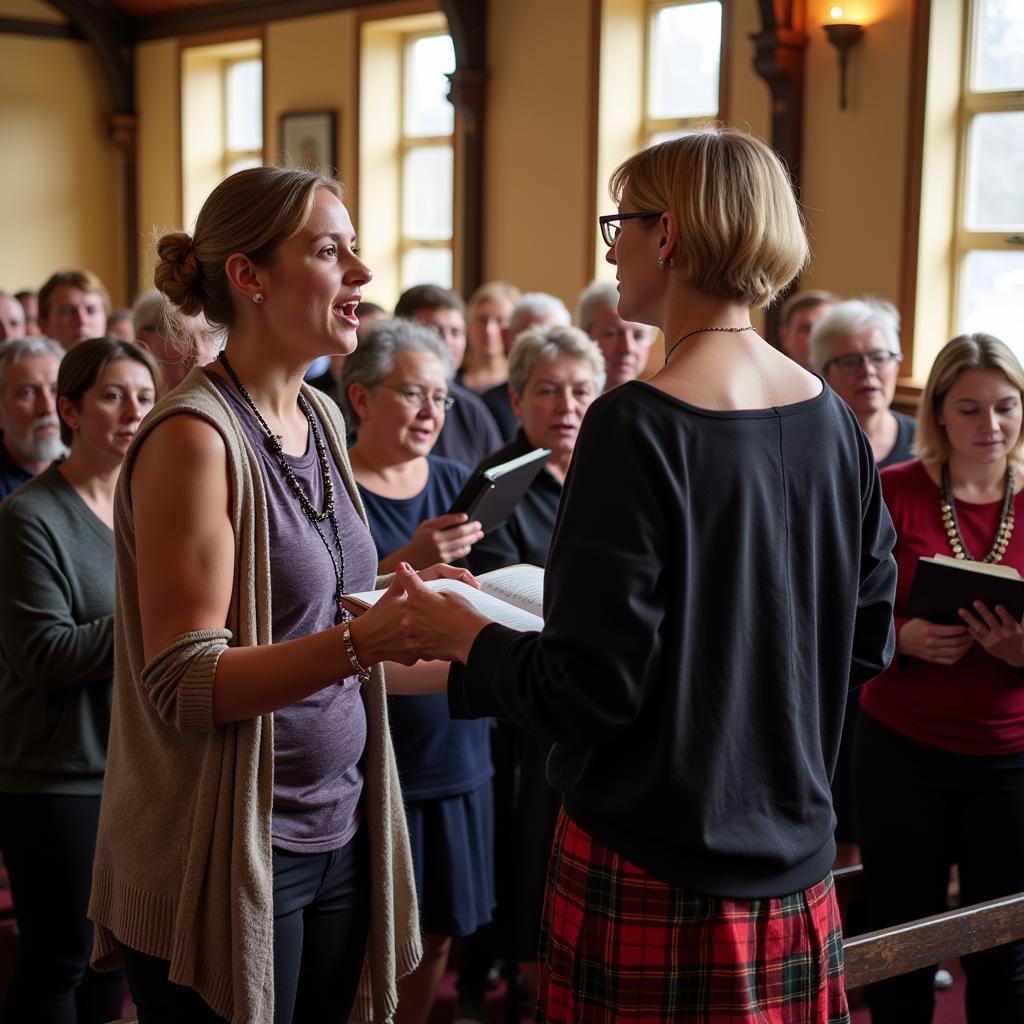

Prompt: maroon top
xmin=861 ymin=458 xmax=1024 ymax=755
xmin=208 ymin=371 xmax=379 ymax=853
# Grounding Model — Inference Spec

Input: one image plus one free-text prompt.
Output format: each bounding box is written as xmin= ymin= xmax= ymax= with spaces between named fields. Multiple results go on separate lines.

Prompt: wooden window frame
xmin=641 ymin=0 xmax=725 ymax=148
xmin=951 ymin=0 xmax=1024 ymax=335
xmin=398 ymin=29 xmax=455 ymax=288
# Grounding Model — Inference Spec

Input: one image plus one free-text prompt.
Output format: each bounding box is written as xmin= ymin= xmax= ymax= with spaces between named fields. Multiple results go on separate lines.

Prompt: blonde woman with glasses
xmin=364 ymin=127 xmax=897 ymax=1023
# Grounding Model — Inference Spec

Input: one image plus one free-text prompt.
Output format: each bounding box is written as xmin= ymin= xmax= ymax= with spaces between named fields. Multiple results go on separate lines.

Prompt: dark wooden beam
xmin=441 ymin=0 xmax=486 ymax=298
xmin=44 ymin=0 xmax=138 ymax=299
xmin=0 ymin=17 xmax=84 ymax=39
xmin=897 ymin=0 xmax=932 ymax=371
xmin=132 ymin=0 xmax=410 ymax=41
xmin=750 ymin=0 xmax=807 ymax=347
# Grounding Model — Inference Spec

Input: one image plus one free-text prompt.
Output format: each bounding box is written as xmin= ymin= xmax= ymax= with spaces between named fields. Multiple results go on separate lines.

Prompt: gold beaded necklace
xmin=939 ymin=461 xmax=1015 ymax=563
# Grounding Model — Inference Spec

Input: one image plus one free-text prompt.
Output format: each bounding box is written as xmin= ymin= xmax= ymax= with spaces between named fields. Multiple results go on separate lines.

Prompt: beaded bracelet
xmin=342 ymin=621 xmax=371 ymax=685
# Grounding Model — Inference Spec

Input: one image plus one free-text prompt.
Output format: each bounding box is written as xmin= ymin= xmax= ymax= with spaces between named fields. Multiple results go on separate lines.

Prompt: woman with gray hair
xmin=812 ymin=297 xmax=916 ymax=469
xmin=342 ymin=318 xmax=493 ymax=1024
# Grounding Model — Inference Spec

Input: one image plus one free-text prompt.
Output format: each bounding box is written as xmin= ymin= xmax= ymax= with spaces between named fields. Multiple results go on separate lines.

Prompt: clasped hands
xmin=345 ymin=561 xmax=493 ymax=672
xmin=899 ymin=602 xmax=1024 ymax=668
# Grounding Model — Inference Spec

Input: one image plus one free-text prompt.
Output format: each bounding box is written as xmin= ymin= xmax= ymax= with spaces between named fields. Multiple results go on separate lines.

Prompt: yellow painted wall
xmin=482 ymin=0 xmax=593 ymax=309
xmin=799 ymin=0 xmax=913 ymax=306
xmin=0 ymin=33 xmax=126 ymax=302
xmin=264 ymin=10 xmax=358 ymax=190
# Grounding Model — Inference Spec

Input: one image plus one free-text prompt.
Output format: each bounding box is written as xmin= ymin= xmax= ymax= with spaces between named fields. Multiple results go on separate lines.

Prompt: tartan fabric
xmin=537 ymin=810 xmax=849 ymax=1023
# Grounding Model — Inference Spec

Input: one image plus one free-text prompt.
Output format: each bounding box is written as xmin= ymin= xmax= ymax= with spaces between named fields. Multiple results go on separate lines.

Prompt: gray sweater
xmin=0 ymin=463 xmax=114 ymax=794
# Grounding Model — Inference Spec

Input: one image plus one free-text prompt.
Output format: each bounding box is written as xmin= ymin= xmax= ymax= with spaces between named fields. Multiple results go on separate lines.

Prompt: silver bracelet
xmin=342 ymin=621 xmax=371 ymax=684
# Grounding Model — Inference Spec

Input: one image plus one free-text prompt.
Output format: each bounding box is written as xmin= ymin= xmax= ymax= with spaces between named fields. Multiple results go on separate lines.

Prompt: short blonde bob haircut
xmin=609 ymin=128 xmax=808 ymax=308
xmin=916 ymin=333 xmax=1024 ymax=469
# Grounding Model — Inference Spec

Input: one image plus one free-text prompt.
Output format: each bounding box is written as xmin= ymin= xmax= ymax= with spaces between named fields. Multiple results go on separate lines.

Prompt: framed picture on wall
xmin=278 ymin=111 xmax=337 ymax=172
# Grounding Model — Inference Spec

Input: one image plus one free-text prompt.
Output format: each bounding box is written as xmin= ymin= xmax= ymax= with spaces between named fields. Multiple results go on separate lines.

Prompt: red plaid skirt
xmin=538 ymin=810 xmax=849 ymax=1023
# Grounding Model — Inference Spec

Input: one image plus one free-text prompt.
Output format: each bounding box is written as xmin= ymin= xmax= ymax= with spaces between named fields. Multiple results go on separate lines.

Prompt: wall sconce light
xmin=824 ymin=7 xmax=864 ymax=111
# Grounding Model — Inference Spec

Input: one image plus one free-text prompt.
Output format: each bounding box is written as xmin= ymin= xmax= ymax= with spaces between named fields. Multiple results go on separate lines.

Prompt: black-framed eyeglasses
xmin=598 ymin=211 xmax=662 ymax=247
xmin=824 ymin=350 xmax=902 ymax=374
xmin=378 ymin=384 xmax=455 ymax=412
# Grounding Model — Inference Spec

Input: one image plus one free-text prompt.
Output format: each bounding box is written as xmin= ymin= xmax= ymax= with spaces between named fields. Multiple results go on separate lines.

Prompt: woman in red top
xmin=856 ymin=332 xmax=1024 ymax=1023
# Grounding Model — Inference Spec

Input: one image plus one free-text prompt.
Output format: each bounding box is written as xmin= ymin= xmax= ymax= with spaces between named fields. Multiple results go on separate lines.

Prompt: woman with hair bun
xmin=371 ymin=127 xmax=897 ymax=1021
xmin=87 ymin=166 xmax=462 ymax=1024
xmin=856 ymin=333 xmax=1024 ymax=1023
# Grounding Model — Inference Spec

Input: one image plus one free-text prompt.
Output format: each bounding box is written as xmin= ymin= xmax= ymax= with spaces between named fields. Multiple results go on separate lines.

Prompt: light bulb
xmin=830 ymin=5 xmax=844 ymax=18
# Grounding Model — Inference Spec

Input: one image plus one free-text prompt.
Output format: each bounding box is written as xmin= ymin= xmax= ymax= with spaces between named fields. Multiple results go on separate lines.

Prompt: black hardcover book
xmin=906 ymin=555 xmax=1024 ymax=625
xmin=447 ymin=447 xmax=551 ymax=534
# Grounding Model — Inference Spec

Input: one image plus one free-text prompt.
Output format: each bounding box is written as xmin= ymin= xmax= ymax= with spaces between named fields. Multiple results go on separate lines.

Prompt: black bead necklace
xmin=218 ymin=351 xmax=349 ymax=617
xmin=939 ymin=461 xmax=1015 ymax=564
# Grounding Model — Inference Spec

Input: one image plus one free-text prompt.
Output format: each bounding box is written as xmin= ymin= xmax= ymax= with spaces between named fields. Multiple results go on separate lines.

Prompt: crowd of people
xmin=0 ymin=126 xmax=1021 ymax=1024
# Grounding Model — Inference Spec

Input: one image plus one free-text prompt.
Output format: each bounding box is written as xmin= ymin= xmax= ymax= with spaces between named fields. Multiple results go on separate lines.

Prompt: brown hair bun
xmin=154 ymin=231 xmax=204 ymax=317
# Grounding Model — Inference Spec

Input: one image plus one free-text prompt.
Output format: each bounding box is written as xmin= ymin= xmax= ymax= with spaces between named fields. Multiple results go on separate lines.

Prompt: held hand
xmin=419 ymin=562 xmax=482 ymax=588
xmin=346 ymin=571 xmax=419 ymax=667
xmin=395 ymin=563 xmax=491 ymax=664
xmin=392 ymin=514 xmax=484 ymax=570
xmin=958 ymin=602 xmax=1024 ymax=668
xmin=897 ymin=618 xmax=974 ymax=665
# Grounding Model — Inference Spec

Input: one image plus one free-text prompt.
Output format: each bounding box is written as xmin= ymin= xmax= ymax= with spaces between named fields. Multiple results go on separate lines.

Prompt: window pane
xmin=404 ymin=34 xmax=455 ymax=137
xmin=403 ymin=146 xmax=454 ymax=240
xmin=226 ymin=59 xmax=262 ymax=152
xmin=648 ymin=2 xmax=721 ymax=119
xmin=970 ymin=0 xmax=1024 ymax=92
xmin=965 ymin=112 xmax=1024 ymax=230
xmin=960 ymin=251 xmax=1024 ymax=355
xmin=402 ymin=247 xmax=453 ymax=291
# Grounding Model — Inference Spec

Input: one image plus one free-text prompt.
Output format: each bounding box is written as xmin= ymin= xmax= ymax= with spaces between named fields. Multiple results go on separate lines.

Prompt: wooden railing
xmin=835 ymin=864 xmax=1024 ymax=990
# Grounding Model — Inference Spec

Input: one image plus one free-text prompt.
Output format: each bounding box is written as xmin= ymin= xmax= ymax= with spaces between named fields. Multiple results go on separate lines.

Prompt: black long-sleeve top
xmin=449 ymin=379 xmax=897 ymax=897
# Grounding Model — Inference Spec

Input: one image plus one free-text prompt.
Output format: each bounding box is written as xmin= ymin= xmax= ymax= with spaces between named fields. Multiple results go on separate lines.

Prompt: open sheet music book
xmin=344 ymin=563 xmax=544 ymax=633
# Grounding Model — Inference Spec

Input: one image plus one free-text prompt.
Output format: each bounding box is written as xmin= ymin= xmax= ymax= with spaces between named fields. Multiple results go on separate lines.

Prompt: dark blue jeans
xmin=0 ymin=792 xmax=125 ymax=1024
xmin=854 ymin=711 xmax=1024 ymax=1024
xmin=120 ymin=829 xmax=369 ymax=1024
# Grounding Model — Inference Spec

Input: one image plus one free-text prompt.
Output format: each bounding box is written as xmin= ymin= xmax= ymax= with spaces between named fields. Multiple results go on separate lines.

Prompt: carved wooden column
xmin=441 ymin=0 xmax=487 ymax=297
xmin=109 ymin=112 xmax=139 ymax=300
xmin=750 ymin=0 xmax=808 ymax=345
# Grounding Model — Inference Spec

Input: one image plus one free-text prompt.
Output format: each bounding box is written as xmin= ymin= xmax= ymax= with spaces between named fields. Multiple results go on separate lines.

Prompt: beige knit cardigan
xmin=88 ymin=368 xmax=421 ymax=1023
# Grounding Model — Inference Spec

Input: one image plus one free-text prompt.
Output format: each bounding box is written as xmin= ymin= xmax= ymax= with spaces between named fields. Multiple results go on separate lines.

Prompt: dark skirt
xmin=404 ymin=778 xmax=495 ymax=938
xmin=538 ymin=809 xmax=850 ymax=1023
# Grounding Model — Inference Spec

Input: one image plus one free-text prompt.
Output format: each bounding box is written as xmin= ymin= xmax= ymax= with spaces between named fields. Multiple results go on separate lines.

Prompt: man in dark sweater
xmin=0 ymin=338 xmax=65 ymax=501
xmin=394 ymin=284 xmax=502 ymax=469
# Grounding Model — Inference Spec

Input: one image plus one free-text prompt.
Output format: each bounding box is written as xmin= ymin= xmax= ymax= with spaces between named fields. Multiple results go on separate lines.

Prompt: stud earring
xmin=253 ymin=292 xmax=264 ymax=304
xmin=658 ymin=257 xmax=665 ymax=270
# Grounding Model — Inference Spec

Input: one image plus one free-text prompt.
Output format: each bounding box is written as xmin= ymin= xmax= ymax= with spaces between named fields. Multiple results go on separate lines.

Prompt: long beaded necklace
xmin=939 ymin=461 xmax=1015 ymax=563
xmin=664 ymin=325 xmax=755 ymax=364
xmin=218 ymin=351 xmax=349 ymax=619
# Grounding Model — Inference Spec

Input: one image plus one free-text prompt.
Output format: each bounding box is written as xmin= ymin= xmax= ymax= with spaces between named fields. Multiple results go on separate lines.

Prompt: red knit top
xmin=860 ymin=458 xmax=1024 ymax=755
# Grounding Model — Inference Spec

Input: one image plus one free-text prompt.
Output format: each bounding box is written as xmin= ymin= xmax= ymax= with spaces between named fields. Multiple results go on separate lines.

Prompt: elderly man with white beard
xmin=0 ymin=339 xmax=65 ymax=500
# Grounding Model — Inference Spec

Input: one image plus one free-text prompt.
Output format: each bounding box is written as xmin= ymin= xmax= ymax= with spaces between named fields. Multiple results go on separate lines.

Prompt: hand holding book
xmin=902 ymin=554 xmax=1024 ymax=667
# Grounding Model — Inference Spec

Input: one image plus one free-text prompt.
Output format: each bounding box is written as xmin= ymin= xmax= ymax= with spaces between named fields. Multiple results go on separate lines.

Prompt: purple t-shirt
xmin=208 ymin=372 xmax=378 ymax=853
